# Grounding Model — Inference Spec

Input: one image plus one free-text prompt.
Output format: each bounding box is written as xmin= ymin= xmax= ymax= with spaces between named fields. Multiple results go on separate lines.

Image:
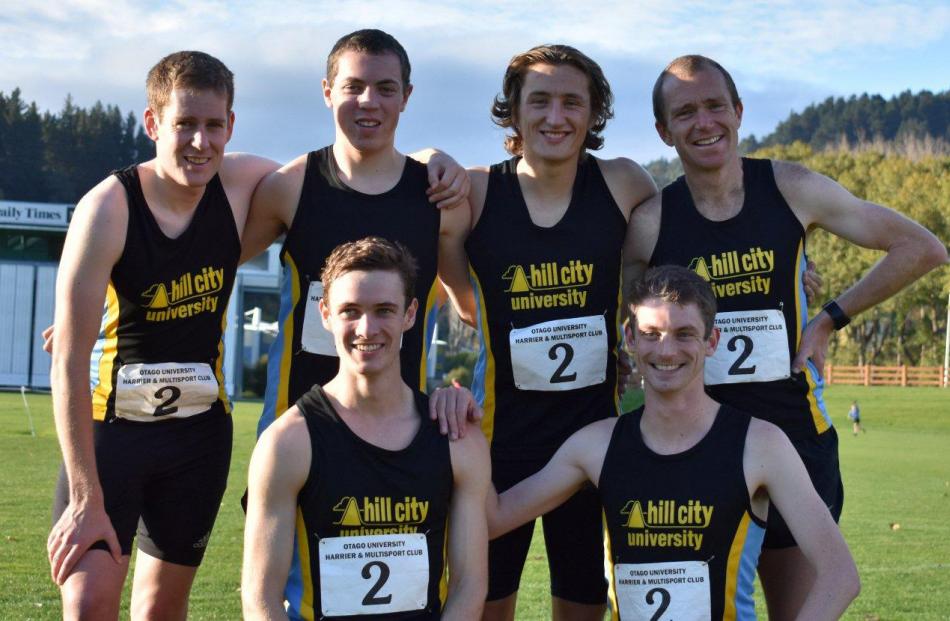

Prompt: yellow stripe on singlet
xmin=92 ymin=284 xmax=121 ymax=421
xmin=603 ymin=511 xmax=620 ymax=620
xmin=470 ymin=268 xmax=497 ymax=444
xmin=419 ymin=278 xmax=441 ymax=392
xmin=215 ymin=304 xmax=231 ymax=413
xmin=722 ymin=511 xmax=752 ymax=621
xmin=438 ymin=516 xmax=449 ymax=609
xmin=276 ymin=254 xmax=302 ymax=420
xmin=295 ymin=506 xmax=315 ymax=621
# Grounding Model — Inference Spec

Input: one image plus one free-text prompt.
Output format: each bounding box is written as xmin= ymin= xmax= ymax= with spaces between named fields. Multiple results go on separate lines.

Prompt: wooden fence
xmin=823 ymin=365 xmax=948 ymax=387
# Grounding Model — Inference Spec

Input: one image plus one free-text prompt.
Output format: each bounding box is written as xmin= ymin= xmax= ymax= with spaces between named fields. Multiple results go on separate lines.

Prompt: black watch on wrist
xmin=822 ymin=300 xmax=851 ymax=330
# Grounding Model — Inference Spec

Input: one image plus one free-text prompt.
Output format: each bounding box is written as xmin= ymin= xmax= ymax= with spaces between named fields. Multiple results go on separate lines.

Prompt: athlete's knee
xmin=130 ymin=592 xmax=189 ymax=621
xmin=61 ymin=581 xmax=121 ymax=621
xmin=482 ymin=593 xmax=517 ymax=621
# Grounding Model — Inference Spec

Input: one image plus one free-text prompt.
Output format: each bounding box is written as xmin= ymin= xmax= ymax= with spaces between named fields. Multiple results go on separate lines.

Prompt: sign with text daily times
xmin=0 ymin=201 xmax=74 ymax=230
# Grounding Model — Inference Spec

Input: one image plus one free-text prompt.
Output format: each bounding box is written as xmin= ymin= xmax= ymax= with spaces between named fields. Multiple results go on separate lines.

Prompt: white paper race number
xmin=301 ymin=281 xmax=338 ymax=356
xmin=114 ymin=362 xmax=218 ymax=421
xmin=319 ymin=533 xmax=429 ymax=617
xmin=509 ymin=315 xmax=608 ymax=391
xmin=614 ymin=560 xmax=710 ymax=621
xmin=705 ymin=309 xmax=791 ymax=385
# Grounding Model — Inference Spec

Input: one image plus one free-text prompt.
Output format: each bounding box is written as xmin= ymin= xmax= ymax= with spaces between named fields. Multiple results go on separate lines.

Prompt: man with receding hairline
xmin=623 ymin=53 xmax=947 ymax=619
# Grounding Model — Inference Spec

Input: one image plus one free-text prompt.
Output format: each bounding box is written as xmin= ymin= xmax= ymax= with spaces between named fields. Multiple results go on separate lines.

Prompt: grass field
xmin=1 ymin=386 xmax=947 ymax=619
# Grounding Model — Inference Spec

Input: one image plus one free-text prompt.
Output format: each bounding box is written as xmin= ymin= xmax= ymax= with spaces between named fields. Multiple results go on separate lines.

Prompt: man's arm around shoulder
xmin=47 ymin=177 xmax=129 ymax=584
xmin=487 ymin=418 xmax=615 ymax=540
xmin=438 ymin=197 xmax=476 ymax=326
xmin=220 ymin=152 xmax=280 ymax=238
xmin=443 ymin=427 xmax=490 ymax=620
xmin=746 ymin=418 xmax=860 ymax=619
xmin=242 ymin=408 xmax=312 ymax=620
xmin=240 ymin=154 xmax=308 ymax=264
xmin=598 ymin=156 xmax=658 ymax=222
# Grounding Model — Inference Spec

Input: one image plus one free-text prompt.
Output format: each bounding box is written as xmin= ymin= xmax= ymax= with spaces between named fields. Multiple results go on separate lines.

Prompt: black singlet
xmin=90 ymin=165 xmax=238 ymax=422
xmin=650 ymin=158 xmax=832 ymax=440
xmin=599 ymin=407 xmax=766 ymax=620
xmin=259 ymin=147 xmax=440 ymax=434
xmin=288 ymin=387 xmax=452 ymax=620
xmin=466 ymin=155 xmax=626 ymax=460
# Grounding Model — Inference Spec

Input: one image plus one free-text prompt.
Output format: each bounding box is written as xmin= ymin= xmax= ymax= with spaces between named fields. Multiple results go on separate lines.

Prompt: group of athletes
xmin=46 ymin=28 xmax=946 ymax=621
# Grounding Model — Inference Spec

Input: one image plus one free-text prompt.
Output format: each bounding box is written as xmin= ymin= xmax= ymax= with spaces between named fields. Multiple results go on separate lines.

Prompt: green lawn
xmin=1 ymin=386 xmax=947 ymax=619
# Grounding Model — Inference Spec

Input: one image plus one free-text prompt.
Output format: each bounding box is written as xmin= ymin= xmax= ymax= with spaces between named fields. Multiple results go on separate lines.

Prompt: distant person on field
xmin=847 ymin=401 xmax=864 ymax=435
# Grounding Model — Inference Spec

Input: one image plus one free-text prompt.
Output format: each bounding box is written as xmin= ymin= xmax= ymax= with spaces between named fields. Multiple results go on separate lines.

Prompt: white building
xmin=0 ymin=199 xmax=282 ymax=397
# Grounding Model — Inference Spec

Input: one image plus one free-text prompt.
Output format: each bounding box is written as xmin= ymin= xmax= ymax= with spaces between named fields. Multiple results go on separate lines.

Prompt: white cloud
xmin=1 ymin=0 xmax=947 ymax=163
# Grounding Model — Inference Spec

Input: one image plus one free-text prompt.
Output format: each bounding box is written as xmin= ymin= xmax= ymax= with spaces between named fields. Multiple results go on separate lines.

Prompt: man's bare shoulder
xmin=576 ymin=416 xmax=617 ymax=446
xmin=770 ymin=159 xmax=830 ymax=207
xmin=771 ymin=159 xmax=813 ymax=184
xmin=72 ymin=174 xmax=130 ymax=235
xmin=595 ymin=156 xmax=658 ymax=218
xmin=259 ymin=407 xmax=310 ymax=456
xmin=221 ymin=152 xmax=281 ymax=190
xmin=744 ymin=416 xmax=795 ymax=472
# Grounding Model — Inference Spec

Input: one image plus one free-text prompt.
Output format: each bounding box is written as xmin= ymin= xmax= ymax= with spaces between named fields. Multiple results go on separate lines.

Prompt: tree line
xmin=0 ymin=89 xmax=152 ymax=203
xmin=744 ymin=89 xmax=950 ymax=153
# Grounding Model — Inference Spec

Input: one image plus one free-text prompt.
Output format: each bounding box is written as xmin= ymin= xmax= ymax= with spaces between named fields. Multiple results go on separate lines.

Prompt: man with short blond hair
xmin=48 ymin=50 xmax=278 ymax=619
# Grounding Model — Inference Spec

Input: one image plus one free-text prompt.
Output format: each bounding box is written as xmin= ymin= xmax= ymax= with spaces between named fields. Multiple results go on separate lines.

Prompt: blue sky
xmin=2 ymin=0 xmax=949 ymax=166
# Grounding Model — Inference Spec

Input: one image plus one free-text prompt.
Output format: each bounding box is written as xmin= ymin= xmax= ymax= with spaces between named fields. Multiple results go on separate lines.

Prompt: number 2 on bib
xmin=509 ymin=315 xmax=608 ymax=391
xmin=704 ymin=309 xmax=790 ymax=385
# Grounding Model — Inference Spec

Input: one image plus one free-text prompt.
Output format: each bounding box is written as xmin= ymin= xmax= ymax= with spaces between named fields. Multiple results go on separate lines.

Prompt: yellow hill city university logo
xmin=141 ymin=266 xmax=225 ymax=321
xmin=620 ymin=500 xmax=713 ymax=551
xmin=688 ymin=246 xmax=775 ymax=299
xmin=332 ymin=496 xmax=429 ymax=536
xmin=503 ymin=260 xmax=593 ymax=311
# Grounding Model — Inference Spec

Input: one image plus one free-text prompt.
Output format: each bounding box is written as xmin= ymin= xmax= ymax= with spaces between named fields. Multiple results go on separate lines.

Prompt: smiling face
xmin=515 ymin=63 xmax=593 ymax=164
xmin=630 ymin=298 xmax=719 ymax=396
xmin=655 ymin=67 xmax=743 ymax=172
xmin=323 ymin=50 xmax=411 ymax=156
xmin=320 ymin=269 xmax=417 ymax=377
xmin=144 ymin=87 xmax=233 ymax=188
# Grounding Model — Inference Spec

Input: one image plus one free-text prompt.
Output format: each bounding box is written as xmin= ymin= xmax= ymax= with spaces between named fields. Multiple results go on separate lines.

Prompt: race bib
xmin=705 ymin=309 xmax=791 ymax=385
xmin=509 ymin=315 xmax=608 ymax=391
xmin=615 ymin=561 xmax=710 ymax=621
xmin=301 ymin=281 xmax=338 ymax=356
xmin=114 ymin=362 xmax=218 ymax=421
xmin=319 ymin=533 xmax=429 ymax=617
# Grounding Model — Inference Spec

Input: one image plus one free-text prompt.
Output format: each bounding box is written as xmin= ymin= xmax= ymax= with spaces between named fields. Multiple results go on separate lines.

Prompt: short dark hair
xmin=146 ymin=51 xmax=234 ymax=118
xmin=652 ymin=55 xmax=741 ymax=127
xmin=628 ymin=265 xmax=717 ymax=338
xmin=491 ymin=44 xmax=614 ymax=155
xmin=326 ymin=29 xmax=411 ymax=89
xmin=321 ymin=236 xmax=418 ymax=309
